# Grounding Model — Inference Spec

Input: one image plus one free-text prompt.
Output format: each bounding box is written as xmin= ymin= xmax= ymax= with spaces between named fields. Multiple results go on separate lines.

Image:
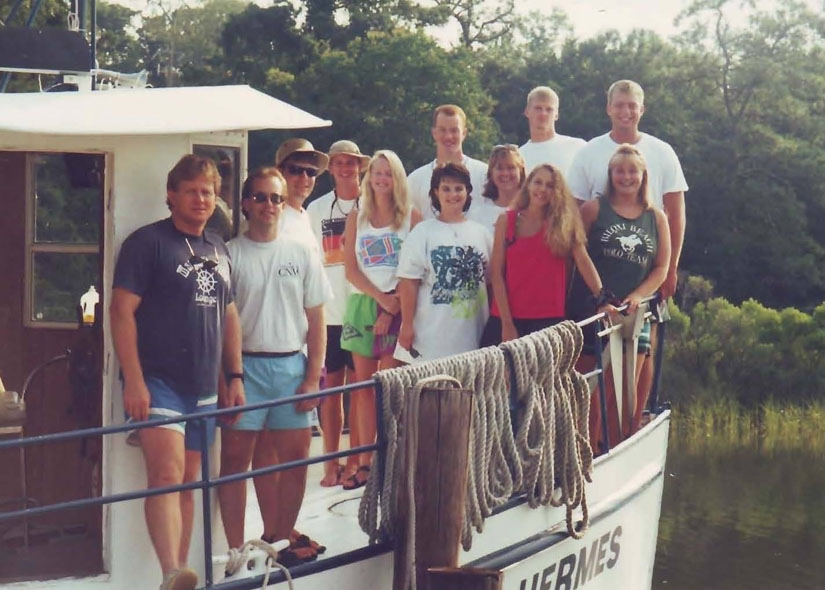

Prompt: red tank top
xmin=491 ymin=210 xmax=568 ymax=319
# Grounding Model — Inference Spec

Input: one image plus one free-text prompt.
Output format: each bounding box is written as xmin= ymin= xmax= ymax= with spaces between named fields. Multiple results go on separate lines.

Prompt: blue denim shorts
xmin=230 ymin=354 xmax=318 ymax=431
xmin=139 ymin=375 xmax=217 ymax=451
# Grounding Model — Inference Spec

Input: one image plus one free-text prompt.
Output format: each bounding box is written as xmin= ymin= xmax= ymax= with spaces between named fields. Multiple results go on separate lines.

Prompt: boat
xmin=0 ymin=34 xmax=671 ymax=590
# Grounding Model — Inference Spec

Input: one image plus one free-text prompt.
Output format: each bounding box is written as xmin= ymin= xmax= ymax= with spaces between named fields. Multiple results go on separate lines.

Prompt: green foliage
xmin=96 ymin=2 xmax=142 ymax=73
xmin=663 ymin=297 xmax=825 ymax=406
xmin=295 ymin=31 xmax=496 ymax=168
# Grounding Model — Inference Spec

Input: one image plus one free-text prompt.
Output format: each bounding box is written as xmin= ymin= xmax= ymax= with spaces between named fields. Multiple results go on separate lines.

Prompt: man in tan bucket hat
xmin=274 ymin=138 xmax=330 ymax=248
xmin=306 ymin=139 xmax=370 ymax=487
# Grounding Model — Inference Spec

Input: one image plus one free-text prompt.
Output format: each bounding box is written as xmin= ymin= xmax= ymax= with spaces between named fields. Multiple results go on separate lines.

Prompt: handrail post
xmin=649 ymin=318 xmax=667 ymax=412
xmin=593 ymin=320 xmax=610 ymax=454
xmin=198 ymin=418 xmax=214 ymax=587
xmin=374 ymin=379 xmax=386 ymax=500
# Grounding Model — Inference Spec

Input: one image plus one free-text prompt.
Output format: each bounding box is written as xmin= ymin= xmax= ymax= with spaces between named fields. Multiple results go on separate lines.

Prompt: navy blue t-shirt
xmin=113 ymin=218 xmax=232 ymax=399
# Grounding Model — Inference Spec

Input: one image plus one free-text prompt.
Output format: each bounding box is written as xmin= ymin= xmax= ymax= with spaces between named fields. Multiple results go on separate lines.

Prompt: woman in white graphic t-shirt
xmin=396 ymin=162 xmax=492 ymax=363
xmin=339 ymin=150 xmax=421 ymax=490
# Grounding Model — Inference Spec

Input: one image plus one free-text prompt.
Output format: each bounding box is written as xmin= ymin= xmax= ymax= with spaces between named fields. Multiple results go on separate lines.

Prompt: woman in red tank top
xmin=482 ymin=164 xmax=605 ymax=346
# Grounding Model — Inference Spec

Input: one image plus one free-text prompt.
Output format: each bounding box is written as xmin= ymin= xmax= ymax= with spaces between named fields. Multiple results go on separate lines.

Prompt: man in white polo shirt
xmin=519 ymin=85 xmax=586 ymax=175
xmin=407 ymin=104 xmax=488 ymax=219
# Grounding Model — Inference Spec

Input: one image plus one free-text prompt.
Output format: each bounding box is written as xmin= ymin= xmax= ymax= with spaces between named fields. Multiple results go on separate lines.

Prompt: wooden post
xmin=393 ymin=384 xmax=473 ymax=590
xmin=428 ymin=567 xmax=503 ymax=590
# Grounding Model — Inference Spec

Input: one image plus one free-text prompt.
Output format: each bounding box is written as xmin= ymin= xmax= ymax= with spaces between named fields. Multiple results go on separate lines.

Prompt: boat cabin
xmin=0 ymin=85 xmax=329 ymax=584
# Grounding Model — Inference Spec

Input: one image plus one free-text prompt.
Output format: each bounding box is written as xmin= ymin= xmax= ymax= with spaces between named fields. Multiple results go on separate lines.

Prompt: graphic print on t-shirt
xmin=359 ymin=233 xmax=402 ymax=268
xmin=321 ymin=217 xmax=347 ymax=266
xmin=430 ymin=245 xmax=486 ymax=318
xmin=599 ymin=222 xmax=655 ymax=266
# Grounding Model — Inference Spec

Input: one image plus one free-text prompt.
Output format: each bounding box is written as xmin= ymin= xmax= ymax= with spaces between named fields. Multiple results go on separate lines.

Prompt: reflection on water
xmin=653 ymin=422 xmax=825 ymax=589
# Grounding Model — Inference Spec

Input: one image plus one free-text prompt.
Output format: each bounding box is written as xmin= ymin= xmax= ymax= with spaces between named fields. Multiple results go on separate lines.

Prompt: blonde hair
xmin=526 ymin=86 xmax=559 ymax=107
xmin=606 ymin=144 xmax=651 ymax=209
xmin=607 ymin=80 xmax=644 ymax=106
xmin=514 ymin=164 xmax=584 ymax=256
xmin=359 ymin=150 xmax=410 ymax=230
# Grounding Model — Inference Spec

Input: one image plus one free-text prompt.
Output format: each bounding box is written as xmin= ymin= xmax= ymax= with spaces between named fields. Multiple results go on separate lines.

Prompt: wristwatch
xmin=226 ymin=372 xmax=244 ymax=383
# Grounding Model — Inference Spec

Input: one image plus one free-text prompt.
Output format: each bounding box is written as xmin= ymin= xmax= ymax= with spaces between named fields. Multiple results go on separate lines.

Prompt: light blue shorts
xmin=231 ymin=354 xmax=318 ymax=431
xmin=143 ymin=375 xmax=217 ymax=451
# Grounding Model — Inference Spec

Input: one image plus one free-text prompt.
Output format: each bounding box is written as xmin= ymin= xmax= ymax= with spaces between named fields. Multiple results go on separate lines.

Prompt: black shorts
xmin=480 ymin=315 xmax=564 ymax=347
xmin=325 ymin=325 xmax=354 ymax=372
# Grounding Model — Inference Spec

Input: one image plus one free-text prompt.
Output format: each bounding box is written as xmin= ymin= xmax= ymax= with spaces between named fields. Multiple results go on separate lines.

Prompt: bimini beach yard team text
xmin=111 ymin=79 xmax=686 ymax=590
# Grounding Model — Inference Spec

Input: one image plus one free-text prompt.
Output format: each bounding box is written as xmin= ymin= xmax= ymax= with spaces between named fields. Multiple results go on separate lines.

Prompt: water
xmin=652 ymin=428 xmax=825 ymax=589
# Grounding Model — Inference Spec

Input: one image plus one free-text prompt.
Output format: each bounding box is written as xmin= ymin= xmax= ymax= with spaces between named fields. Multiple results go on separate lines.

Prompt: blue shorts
xmin=141 ymin=375 xmax=217 ymax=451
xmin=231 ymin=354 xmax=318 ymax=431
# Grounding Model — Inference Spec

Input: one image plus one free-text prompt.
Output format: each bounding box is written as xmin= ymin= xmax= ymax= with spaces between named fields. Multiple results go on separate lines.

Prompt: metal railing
xmin=0 ymin=298 xmax=665 ymax=588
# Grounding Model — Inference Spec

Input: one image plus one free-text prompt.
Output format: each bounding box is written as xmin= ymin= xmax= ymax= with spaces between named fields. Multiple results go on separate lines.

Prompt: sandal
xmin=277 ymin=545 xmax=318 ymax=568
xmin=290 ymin=529 xmax=326 ymax=554
xmin=342 ymin=465 xmax=370 ymax=490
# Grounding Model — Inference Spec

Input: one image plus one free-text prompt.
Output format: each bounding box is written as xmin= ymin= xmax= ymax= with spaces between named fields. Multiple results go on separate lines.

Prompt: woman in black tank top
xmin=576 ymin=144 xmax=671 ymax=453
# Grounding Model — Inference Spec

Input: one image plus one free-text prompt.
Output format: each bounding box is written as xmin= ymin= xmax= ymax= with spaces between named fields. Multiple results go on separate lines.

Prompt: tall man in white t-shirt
xmin=306 ymin=140 xmax=369 ymax=487
xmin=274 ymin=138 xmax=329 ymax=248
xmin=567 ymin=79 xmax=687 ymax=433
xmin=407 ymin=104 xmax=488 ymax=220
xmin=518 ymin=86 xmax=586 ymax=175
xmin=567 ymin=80 xmax=687 ymax=299
xmin=218 ymin=167 xmax=332 ymax=566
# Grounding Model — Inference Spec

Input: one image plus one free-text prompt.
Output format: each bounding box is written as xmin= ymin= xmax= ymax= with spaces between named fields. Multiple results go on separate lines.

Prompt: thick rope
xmin=223 ymin=539 xmax=294 ymax=590
xmin=358 ymin=320 xmax=592 ymax=549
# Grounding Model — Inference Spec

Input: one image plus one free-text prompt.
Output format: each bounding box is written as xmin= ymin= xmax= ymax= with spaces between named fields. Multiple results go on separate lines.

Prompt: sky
xmin=537 ymin=0 xmax=685 ymax=40
xmin=114 ymin=0 xmax=690 ymax=41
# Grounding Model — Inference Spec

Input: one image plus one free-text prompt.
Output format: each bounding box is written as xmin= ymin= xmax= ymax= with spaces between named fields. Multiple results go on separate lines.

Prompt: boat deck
xmin=215 ymin=433 xmax=372 ymax=582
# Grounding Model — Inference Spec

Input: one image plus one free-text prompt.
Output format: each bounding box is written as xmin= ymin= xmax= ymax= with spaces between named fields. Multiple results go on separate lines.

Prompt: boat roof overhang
xmin=0 ymin=85 xmax=332 ymax=136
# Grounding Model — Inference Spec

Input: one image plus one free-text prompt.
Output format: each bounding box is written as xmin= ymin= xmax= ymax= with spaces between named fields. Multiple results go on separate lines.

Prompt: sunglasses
xmin=185 ymin=238 xmax=220 ymax=271
xmin=248 ymin=192 xmax=285 ymax=205
xmin=492 ymin=143 xmax=519 ymax=152
xmin=285 ymin=164 xmax=319 ymax=178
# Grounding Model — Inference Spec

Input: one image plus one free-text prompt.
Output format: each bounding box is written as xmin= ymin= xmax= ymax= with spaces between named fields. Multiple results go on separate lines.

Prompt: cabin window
xmin=193 ymin=144 xmax=241 ymax=241
xmin=25 ymin=152 xmax=103 ymax=327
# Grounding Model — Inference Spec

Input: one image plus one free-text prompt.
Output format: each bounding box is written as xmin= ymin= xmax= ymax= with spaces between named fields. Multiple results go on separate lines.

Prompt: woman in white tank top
xmin=339 ymin=150 xmax=422 ymax=489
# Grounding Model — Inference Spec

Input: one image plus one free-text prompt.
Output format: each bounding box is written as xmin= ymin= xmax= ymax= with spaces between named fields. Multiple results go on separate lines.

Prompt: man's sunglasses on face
xmin=285 ymin=164 xmax=319 ymax=178
xmin=249 ymin=192 xmax=285 ymax=205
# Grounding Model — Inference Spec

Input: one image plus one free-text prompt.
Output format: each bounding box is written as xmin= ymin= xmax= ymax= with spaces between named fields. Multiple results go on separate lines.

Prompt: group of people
xmin=111 ymin=78 xmax=686 ymax=590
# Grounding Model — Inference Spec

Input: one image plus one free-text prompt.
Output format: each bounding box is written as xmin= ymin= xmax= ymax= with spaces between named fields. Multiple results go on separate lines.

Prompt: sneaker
xmin=159 ymin=568 xmax=198 ymax=590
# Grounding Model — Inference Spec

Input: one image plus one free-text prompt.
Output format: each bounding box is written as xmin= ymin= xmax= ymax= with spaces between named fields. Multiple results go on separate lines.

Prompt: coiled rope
xmin=223 ymin=539 xmax=294 ymax=590
xmin=358 ymin=320 xmax=593 ymax=555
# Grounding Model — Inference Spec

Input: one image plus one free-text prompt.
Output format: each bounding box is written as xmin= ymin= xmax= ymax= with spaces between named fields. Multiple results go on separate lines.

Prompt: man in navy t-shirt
xmin=111 ymin=154 xmax=245 ymax=590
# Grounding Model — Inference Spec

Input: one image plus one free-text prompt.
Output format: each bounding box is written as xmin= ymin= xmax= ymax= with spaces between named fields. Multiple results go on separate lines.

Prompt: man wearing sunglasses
xmin=218 ymin=167 xmax=332 ymax=566
xmin=111 ymin=154 xmax=245 ymax=590
xmin=519 ymin=85 xmax=586 ymax=176
xmin=407 ymin=104 xmax=488 ymax=220
xmin=273 ymin=138 xmax=329 ymax=249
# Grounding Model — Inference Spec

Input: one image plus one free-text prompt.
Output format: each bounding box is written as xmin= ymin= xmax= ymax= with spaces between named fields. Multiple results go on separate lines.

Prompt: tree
xmin=430 ymin=0 xmax=517 ymax=48
xmin=292 ymin=30 xmax=497 ymax=168
xmin=139 ymin=0 xmax=246 ymax=86
xmin=96 ymin=1 xmax=142 ymax=73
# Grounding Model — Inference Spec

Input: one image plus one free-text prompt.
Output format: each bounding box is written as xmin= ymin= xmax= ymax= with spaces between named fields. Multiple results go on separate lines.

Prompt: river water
xmin=652 ymin=425 xmax=825 ymax=589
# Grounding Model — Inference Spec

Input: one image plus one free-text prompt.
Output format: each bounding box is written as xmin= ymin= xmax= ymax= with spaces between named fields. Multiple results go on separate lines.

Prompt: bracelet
xmin=226 ymin=372 xmax=244 ymax=383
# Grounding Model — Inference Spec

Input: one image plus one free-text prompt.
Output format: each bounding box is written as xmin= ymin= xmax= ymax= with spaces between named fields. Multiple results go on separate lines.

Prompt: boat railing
xmin=0 ymin=296 xmax=665 ymax=588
